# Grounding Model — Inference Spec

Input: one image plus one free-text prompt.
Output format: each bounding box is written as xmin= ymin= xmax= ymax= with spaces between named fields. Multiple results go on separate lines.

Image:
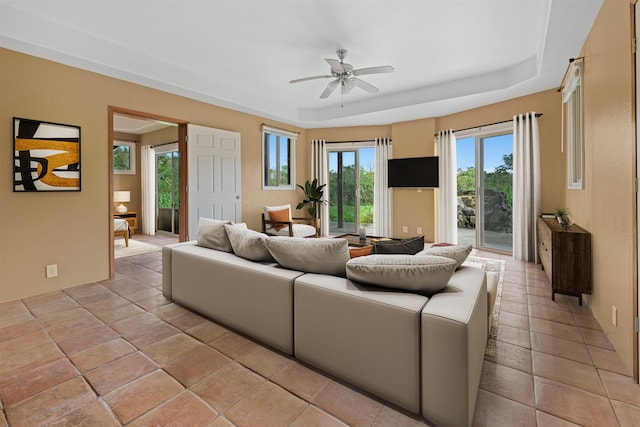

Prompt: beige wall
xmin=0 ymin=47 xmax=305 ymax=301
xmin=566 ymin=0 xmax=635 ymax=374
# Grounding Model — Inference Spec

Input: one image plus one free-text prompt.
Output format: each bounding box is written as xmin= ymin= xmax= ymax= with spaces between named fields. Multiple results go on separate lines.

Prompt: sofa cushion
xmin=346 ymin=254 xmax=456 ymax=295
xmin=197 ymin=218 xmax=233 ymax=252
xmin=224 ymin=224 xmax=275 ymax=262
xmin=420 ymin=244 xmax=472 ymax=269
xmin=372 ymin=235 xmax=425 ymax=255
xmin=266 ymin=237 xmax=350 ymax=277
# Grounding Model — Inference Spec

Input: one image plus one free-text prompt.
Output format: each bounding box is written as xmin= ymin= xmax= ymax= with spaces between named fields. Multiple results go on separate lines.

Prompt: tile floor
xmin=0 ymin=237 xmax=639 ymax=426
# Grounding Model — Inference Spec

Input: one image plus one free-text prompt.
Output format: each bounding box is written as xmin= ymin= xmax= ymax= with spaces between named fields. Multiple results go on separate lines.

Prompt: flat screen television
xmin=387 ymin=156 xmax=439 ymax=188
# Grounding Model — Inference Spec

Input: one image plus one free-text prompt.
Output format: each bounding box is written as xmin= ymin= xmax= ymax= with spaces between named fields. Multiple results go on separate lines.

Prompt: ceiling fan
xmin=290 ymin=49 xmax=394 ymax=99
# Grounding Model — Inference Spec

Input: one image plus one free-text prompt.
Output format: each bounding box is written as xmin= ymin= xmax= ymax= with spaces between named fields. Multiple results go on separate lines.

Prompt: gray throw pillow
xmin=421 ymin=244 xmax=472 ymax=269
xmin=224 ymin=224 xmax=275 ymax=262
xmin=196 ymin=217 xmax=233 ymax=252
xmin=265 ymin=237 xmax=350 ymax=277
xmin=346 ymin=254 xmax=457 ymax=295
xmin=372 ymin=235 xmax=425 ymax=255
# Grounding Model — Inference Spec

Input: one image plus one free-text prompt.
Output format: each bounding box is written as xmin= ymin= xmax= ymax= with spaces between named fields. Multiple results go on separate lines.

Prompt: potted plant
xmin=554 ymin=207 xmax=573 ymax=229
xmin=296 ymin=179 xmax=326 ymax=228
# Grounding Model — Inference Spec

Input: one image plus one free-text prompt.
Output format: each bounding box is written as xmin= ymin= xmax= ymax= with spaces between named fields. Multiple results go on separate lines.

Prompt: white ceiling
xmin=0 ymin=0 xmax=603 ymax=128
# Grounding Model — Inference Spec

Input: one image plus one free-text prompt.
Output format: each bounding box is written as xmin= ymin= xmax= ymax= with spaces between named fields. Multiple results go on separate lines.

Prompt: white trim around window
xmin=113 ymin=140 xmax=136 ymax=175
xmin=262 ymin=126 xmax=296 ymax=190
xmin=562 ymin=62 xmax=584 ymax=190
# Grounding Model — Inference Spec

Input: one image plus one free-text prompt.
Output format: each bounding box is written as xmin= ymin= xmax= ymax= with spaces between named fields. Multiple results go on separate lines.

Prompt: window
xmin=563 ymin=62 xmax=583 ymax=189
xmin=262 ymin=126 xmax=296 ymax=190
xmin=113 ymin=140 xmax=136 ymax=174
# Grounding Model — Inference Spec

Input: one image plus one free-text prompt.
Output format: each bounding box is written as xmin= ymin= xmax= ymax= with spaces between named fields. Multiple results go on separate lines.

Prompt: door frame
xmin=108 ymin=106 xmax=188 ymax=278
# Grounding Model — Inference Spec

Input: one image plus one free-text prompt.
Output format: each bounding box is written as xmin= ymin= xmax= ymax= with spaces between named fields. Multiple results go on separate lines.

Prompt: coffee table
xmin=335 ymin=233 xmax=398 ymax=247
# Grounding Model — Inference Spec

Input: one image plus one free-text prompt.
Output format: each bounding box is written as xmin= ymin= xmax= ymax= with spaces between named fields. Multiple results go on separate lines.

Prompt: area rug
xmin=114 ymin=238 xmax=162 ymax=259
xmin=463 ymin=256 xmax=506 ymax=357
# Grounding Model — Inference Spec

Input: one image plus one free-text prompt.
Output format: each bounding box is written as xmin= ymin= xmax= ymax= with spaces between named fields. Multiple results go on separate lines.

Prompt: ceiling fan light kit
xmin=290 ymin=49 xmax=394 ymax=100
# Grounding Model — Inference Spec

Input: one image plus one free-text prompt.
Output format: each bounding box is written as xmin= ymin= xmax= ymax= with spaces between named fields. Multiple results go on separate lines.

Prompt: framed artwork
xmin=13 ymin=117 xmax=81 ymax=192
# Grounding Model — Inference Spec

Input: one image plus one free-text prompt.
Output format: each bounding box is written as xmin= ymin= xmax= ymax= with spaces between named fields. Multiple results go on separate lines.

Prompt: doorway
xmin=108 ymin=107 xmax=188 ymax=277
xmin=155 ymin=144 xmax=180 ymax=235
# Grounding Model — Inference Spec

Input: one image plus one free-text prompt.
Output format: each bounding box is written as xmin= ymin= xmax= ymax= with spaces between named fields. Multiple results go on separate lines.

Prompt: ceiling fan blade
xmin=289 ymin=75 xmax=333 ymax=84
xmin=351 ymin=65 xmax=395 ymax=76
xmin=320 ymin=80 xmax=340 ymax=98
xmin=325 ymin=58 xmax=345 ymax=74
xmin=354 ymin=78 xmax=379 ymax=94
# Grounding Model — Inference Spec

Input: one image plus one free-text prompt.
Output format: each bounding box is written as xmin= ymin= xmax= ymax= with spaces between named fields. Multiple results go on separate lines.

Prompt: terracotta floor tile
xmin=532 ymin=351 xmax=604 ymax=395
xmin=210 ymin=332 xmax=258 ymax=359
xmin=271 ymin=361 xmax=331 ymax=402
xmin=186 ymin=321 xmax=230 ymax=344
xmin=529 ymin=318 xmax=583 ymax=343
xmin=133 ymin=293 xmax=171 ymax=311
xmin=150 ymin=302 xmax=192 ymax=320
xmin=63 ymin=282 xmax=108 ymax=300
xmin=534 ymin=376 xmax=618 ymax=426
xmin=164 ymin=345 xmax=231 ymax=387
xmin=471 ymin=389 xmax=536 ymax=427
xmin=84 ymin=352 xmax=158 ymax=395
xmin=46 ymin=399 xmax=120 ymax=427
xmin=371 ymin=406 xmax=430 ymax=426
xmin=57 ymin=323 xmax=120 ymax=355
xmin=500 ymin=289 xmax=529 ymax=304
xmin=0 ymin=329 xmax=52 ymax=356
xmin=28 ymin=298 xmax=80 ymax=317
xmin=123 ymin=286 xmax=160 ymax=303
xmin=209 ymin=416 xmax=236 ymax=426
xmin=144 ymin=333 xmax=204 ymax=366
xmin=0 ymin=319 xmax=42 ymax=342
xmin=69 ymin=338 xmax=136 ymax=372
xmin=5 ymin=376 xmax=96 ymax=427
xmin=528 ymin=305 xmax=576 ymax=326
xmin=313 ymin=380 xmax=383 ymax=427
xmin=91 ymin=302 xmax=145 ymax=324
xmin=499 ymin=299 xmax=529 ymax=316
xmin=479 ymin=361 xmax=534 ymax=406
xmin=101 ymin=277 xmax=152 ymax=297
xmin=611 ymin=399 xmax=640 ymax=427
xmin=0 ymin=358 xmax=78 ymax=406
xmin=128 ymin=390 xmax=218 ymax=427
xmin=588 ymin=345 xmax=631 ymax=376
xmin=237 ymin=345 xmax=291 ymax=378
xmin=22 ymin=290 xmax=71 ymax=310
xmin=109 ymin=311 xmax=161 ymax=336
xmin=104 ymin=370 xmax=184 ymax=424
xmin=82 ymin=293 xmax=131 ymax=313
xmin=486 ymin=340 xmax=532 ymax=374
xmin=191 ymin=362 xmax=264 ymax=412
xmin=497 ymin=324 xmax=531 ymax=348
xmin=0 ymin=300 xmax=28 ymax=317
xmin=530 ymin=332 xmax=592 ymax=365
xmin=125 ymin=320 xmax=181 ymax=350
xmin=599 ymin=369 xmax=640 ymax=407
xmin=528 ymin=295 xmax=571 ymax=312
xmin=166 ymin=310 xmax=207 ymax=331
xmin=0 ymin=342 xmax=65 ymax=379
xmin=526 ymin=286 xmax=553 ymax=298
xmin=227 ymin=381 xmax=307 ymax=426
xmin=579 ymin=327 xmax=615 ymax=350
xmin=290 ymin=406 xmax=348 ymax=427
xmin=37 ymin=306 xmax=92 ymax=328
xmin=535 ymin=410 xmax=582 ymax=426
xmin=498 ymin=311 xmax=529 ymax=331
xmin=45 ymin=313 xmax=105 ymax=342
xmin=573 ymin=312 xmax=603 ymax=331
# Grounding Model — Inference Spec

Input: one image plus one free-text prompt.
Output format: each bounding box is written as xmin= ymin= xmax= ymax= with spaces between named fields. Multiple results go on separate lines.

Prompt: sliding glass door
xmin=457 ymin=131 xmax=513 ymax=252
xmin=327 ymin=146 xmax=375 ymax=235
xmin=156 ymin=147 xmax=179 ymax=235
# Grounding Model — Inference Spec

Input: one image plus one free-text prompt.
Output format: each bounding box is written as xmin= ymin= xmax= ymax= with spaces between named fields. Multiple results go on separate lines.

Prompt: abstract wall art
xmin=13 ymin=117 xmax=81 ymax=192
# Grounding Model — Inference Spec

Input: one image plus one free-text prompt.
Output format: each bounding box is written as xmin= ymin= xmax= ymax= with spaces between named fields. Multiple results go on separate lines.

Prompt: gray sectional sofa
xmin=162 ymin=222 xmax=487 ymax=427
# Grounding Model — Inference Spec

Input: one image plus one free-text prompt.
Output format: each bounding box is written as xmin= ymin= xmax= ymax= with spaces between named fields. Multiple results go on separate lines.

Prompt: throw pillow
xmin=372 ymin=235 xmax=425 ymax=255
xmin=224 ymin=224 xmax=275 ymax=262
xmin=266 ymin=237 xmax=350 ymax=277
xmin=197 ymin=217 xmax=233 ymax=252
xmin=268 ymin=208 xmax=291 ymax=231
xmin=422 ymin=244 xmax=472 ymax=269
xmin=346 ymin=254 xmax=457 ymax=295
xmin=349 ymin=245 xmax=372 ymax=259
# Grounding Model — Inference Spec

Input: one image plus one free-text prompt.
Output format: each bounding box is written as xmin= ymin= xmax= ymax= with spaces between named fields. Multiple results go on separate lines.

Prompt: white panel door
xmin=187 ymin=124 xmax=241 ymax=240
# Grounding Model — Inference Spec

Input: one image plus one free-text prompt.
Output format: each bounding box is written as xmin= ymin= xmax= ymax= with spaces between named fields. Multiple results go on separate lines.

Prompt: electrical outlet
xmin=402 ymin=226 xmax=408 ymax=233
xmin=46 ymin=264 xmax=58 ymax=279
xmin=417 ymin=227 xmax=423 ymax=234
xmin=612 ymin=306 xmax=618 ymax=327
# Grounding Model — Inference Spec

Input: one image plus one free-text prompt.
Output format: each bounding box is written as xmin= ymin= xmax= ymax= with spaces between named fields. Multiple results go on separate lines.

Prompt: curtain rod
xmin=324 ymin=139 xmax=378 ymax=144
xmin=557 ymin=57 xmax=584 ymax=92
xmin=434 ymin=113 xmax=543 ymax=137
xmin=151 ymin=140 xmax=179 ymax=148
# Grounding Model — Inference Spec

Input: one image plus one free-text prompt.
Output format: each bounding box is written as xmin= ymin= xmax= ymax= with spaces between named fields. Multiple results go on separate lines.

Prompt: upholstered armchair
xmin=261 ymin=204 xmax=318 ymax=238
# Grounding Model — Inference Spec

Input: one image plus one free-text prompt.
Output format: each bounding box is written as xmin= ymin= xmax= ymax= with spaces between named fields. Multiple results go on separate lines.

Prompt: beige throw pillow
xmin=196 ymin=217 xmax=233 ymax=252
xmin=224 ymin=224 xmax=275 ymax=262
xmin=265 ymin=237 xmax=350 ymax=277
xmin=421 ymin=244 xmax=472 ymax=269
xmin=346 ymin=254 xmax=457 ymax=295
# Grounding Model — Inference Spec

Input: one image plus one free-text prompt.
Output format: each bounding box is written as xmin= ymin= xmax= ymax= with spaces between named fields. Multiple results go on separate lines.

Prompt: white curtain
xmin=311 ymin=139 xmax=329 ymax=237
xmin=437 ymin=130 xmax=457 ymax=243
xmin=374 ymin=138 xmax=393 ymax=236
xmin=513 ymin=113 xmax=541 ymax=262
xmin=141 ymin=145 xmax=156 ymax=235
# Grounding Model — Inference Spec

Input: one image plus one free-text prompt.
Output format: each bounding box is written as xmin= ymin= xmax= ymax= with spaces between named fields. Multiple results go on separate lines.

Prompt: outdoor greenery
xmin=329 ymin=164 xmax=374 ymax=224
xmin=457 ymin=153 xmax=513 ymax=205
xmin=113 ymin=146 xmax=131 ymax=171
xmin=157 ymin=153 xmax=179 ymax=209
xmin=266 ymin=165 xmax=289 ymax=186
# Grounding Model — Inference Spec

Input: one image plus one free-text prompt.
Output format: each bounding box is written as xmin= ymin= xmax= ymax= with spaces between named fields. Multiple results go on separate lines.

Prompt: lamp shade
xmin=114 ymin=191 xmax=130 ymax=203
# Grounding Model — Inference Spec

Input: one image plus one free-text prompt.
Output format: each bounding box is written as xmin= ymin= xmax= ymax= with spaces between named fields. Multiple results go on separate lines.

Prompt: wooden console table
xmin=114 ymin=211 xmax=138 ymax=235
xmin=537 ymin=217 xmax=591 ymax=305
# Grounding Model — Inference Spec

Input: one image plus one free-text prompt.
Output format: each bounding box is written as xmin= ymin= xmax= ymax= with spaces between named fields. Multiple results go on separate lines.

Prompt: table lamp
xmin=114 ymin=191 xmax=130 ymax=214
